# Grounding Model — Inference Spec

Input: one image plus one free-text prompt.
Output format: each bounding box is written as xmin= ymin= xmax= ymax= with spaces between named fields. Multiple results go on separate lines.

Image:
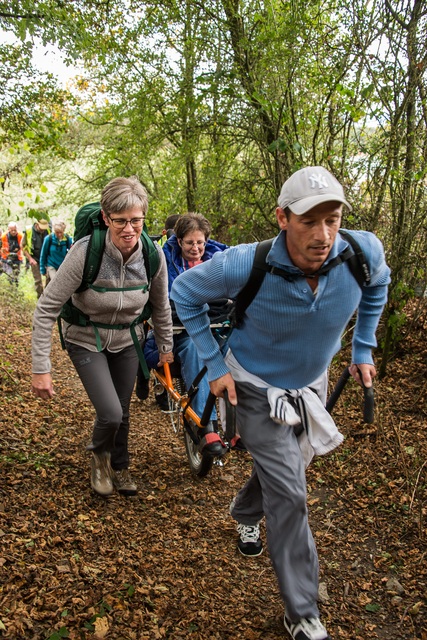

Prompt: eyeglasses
xmin=181 ymin=240 xmax=207 ymax=248
xmin=108 ymin=217 xmax=144 ymax=229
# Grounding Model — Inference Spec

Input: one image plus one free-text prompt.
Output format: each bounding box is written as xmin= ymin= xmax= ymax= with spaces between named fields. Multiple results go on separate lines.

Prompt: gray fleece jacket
xmin=32 ymin=230 xmax=173 ymax=374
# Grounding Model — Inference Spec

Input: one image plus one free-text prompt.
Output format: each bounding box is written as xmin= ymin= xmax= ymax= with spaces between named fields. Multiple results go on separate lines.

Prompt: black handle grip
xmin=200 ymin=392 xmax=217 ymax=427
xmin=356 ymin=366 xmax=375 ymax=424
xmin=223 ymin=390 xmax=237 ymax=441
xmin=326 ymin=366 xmax=375 ymax=423
xmin=363 ymin=386 xmax=375 ymax=423
xmin=326 ymin=367 xmax=350 ymax=414
xmin=361 ymin=379 xmax=375 ymax=424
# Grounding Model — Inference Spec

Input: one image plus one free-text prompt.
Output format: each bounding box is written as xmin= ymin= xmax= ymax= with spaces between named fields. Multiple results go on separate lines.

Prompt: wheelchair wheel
xmin=183 ymin=420 xmax=214 ymax=478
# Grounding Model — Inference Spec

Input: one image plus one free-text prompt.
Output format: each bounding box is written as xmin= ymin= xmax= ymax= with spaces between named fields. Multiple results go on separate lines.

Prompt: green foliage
xmin=1 ymin=0 xmax=426 ymax=363
xmin=118 ymin=583 xmax=136 ymax=598
xmin=0 ymin=41 xmax=72 ymax=151
xmin=46 ymin=627 xmax=69 ymax=640
xmin=0 ymin=450 xmax=54 ymax=470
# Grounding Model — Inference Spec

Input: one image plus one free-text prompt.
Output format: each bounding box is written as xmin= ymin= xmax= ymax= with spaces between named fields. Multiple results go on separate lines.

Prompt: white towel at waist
xmin=266 ymin=386 xmax=344 ymax=456
xmin=224 ymin=349 xmax=343 ymax=467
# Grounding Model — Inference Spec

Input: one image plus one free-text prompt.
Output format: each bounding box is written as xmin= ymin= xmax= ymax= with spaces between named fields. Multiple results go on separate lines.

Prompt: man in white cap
xmin=21 ymin=218 xmax=50 ymax=297
xmin=170 ymin=166 xmax=390 ymax=640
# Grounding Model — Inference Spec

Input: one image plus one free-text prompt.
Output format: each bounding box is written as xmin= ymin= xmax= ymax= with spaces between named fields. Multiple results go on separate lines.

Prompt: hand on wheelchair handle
xmin=158 ymin=351 xmax=174 ymax=366
xmin=209 ymin=372 xmax=237 ymax=405
xmin=349 ymin=363 xmax=375 ymax=388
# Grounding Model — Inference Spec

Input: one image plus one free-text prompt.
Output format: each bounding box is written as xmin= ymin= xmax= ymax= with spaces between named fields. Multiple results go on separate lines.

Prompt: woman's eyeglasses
xmin=108 ymin=217 xmax=144 ymax=229
xmin=181 ymin=240 xmax=207 ymax=248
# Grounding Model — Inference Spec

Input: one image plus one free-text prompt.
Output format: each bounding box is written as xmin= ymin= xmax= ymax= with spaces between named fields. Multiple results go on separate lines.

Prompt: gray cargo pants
xmin=66 ymin=342 xmax=139 ymax=470
xmin=230 ymin=380 xmax=320 ymax=622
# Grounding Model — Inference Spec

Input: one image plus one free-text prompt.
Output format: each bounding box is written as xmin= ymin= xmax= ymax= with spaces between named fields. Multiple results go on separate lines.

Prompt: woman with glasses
xmin=162 ymin=212 xmax=229 ymax=456
xmin=31 ymin=176 xmax=174 ymax=498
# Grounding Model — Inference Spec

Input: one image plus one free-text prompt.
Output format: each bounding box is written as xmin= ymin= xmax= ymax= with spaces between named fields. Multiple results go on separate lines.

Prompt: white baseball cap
xmin=278 ymin=166 xmax=352 ymax=214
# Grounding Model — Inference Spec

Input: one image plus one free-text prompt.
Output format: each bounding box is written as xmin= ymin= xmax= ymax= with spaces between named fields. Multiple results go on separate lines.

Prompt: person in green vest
xmin=21 ymin=219 xmax=50 ymax=298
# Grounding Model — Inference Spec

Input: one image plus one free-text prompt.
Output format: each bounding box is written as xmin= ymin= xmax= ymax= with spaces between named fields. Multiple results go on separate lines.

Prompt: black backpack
xmin=58 ymin=202 xmax=160 ymax=378
xmin=230 ymin=230 xmax=371 ymax=329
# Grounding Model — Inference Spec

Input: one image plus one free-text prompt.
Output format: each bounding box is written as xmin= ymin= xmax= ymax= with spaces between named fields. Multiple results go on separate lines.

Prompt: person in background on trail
xmin=1 ymin=222 xmax=23 ymax=287
xmin=170 ymin=167 xmax=390 ymax=640
xmin=158 ymin=213 xmax=180 ymax=247
xmin=39 ymin=221 xmax=73 ymax=282
xmin=162 ymin=212 xmax=231 ymax=457
xmin=135 ymin=212 xmax=181 ymax=402
xmin=31 ymin=176 xmax=174 ymax=498
xmin=21 ymin=218 xmax=50 ymax=298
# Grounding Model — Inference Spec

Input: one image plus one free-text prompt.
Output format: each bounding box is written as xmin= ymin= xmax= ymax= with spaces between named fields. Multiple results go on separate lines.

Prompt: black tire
xmin=183 ymin=421 xmax=214 ymax=478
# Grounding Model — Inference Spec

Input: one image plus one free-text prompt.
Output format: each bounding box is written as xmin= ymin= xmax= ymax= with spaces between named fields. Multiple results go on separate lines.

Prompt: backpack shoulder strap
xmin=338 ymin=230 xmax=371 ymax=287
xmin=230 ymin=238 xmax=273 ymax=328
xmin=77 ymin=225 xmax=106 ymax=293
xmin=140 ymin=228 xmax=160 ymax=285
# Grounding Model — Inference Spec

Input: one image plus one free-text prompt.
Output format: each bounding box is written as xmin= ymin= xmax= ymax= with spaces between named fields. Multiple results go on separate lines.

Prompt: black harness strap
xmin=228 ymin=239 xmax=273 ymax=329
xmin=339 ymin=229 xmax=371 ymax=288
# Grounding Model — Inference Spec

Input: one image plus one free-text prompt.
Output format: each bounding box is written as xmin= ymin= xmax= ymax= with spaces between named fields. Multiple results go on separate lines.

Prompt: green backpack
xmin=59 ymin=202 xmax=160 ymax=378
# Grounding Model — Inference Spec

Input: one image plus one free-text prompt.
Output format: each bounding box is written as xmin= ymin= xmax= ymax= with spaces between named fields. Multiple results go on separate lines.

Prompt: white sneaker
xmin=230 ymin=498 xmax=263 ymax=557
xmin=284 ymin=615 xmax=331 ymax=640
xmin=236 ymin=523 xmax=263 ymax=557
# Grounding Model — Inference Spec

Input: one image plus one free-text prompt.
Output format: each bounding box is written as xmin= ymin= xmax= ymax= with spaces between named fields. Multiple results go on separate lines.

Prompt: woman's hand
xmin=158 ymin=351 xmax=174 ymax=366
xmin=32 ymin=373 xmax=55 ymax=400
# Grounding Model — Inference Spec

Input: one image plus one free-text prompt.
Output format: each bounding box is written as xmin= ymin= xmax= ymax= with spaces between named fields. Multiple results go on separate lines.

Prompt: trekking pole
xmin=326 ymin=366 xmax=375 ymax=424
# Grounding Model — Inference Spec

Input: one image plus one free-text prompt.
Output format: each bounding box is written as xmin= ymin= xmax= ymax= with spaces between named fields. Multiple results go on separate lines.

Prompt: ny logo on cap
xmin=308 ymin=172 xmax=329 ymax=189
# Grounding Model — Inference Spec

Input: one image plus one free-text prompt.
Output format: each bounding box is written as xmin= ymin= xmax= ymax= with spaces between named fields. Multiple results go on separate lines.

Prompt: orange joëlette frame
xmin=153 ymin=361 xmax=204 ymax=428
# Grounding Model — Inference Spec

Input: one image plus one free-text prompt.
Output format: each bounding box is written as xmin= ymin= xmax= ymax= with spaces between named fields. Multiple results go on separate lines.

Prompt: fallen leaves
xmin=0 ymin=288 xmax=426 ymax=639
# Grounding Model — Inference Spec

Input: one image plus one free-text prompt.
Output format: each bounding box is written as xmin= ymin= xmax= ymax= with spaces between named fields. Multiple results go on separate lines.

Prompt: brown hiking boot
xmin=112 ymin=469 xmax=137 ymax=496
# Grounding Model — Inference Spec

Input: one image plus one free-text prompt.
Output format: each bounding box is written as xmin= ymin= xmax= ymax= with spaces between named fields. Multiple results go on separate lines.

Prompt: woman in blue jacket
xmin=163 ymin=213 xmax=229 ymax=456
xmin=40 ymin=221 xmax=73 ymax=281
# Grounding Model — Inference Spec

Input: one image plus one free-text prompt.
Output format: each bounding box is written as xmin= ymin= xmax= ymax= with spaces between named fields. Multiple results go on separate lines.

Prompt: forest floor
xmin=0 ymin=274 xmax=426 ymax=640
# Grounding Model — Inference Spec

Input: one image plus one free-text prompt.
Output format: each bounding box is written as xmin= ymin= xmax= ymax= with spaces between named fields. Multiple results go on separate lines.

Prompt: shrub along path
xmin=0 ymin=285 xmax=426 ymax=640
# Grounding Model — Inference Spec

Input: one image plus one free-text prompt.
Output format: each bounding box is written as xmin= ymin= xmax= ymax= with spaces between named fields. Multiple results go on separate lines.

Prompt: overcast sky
xmin=3 ymin=31 xmax=81 ymax=86
xmin=32 ymin=42 xmax=82 ymax=85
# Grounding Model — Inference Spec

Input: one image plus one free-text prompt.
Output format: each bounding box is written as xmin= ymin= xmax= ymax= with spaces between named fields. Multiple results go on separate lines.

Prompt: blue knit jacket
xmin=170 ymin=229 xmax=391 ymax=389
